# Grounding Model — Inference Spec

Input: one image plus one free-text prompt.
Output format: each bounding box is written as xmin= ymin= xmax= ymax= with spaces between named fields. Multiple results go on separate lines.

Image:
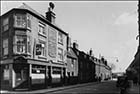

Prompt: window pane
xmin=58 ymin=32 xmax=63 ymax=44
xmin=3 ymin=39 xmax=8 ymax=55
xmin=15 ymin=15 xmax=26 ymax=28
xmin=16 ymin=36 xmax=26 ymax=53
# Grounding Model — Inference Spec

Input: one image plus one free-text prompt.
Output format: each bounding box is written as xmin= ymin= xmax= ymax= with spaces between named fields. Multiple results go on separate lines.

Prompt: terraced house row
xmin=0 ymin=3 xmax=112 ymax=91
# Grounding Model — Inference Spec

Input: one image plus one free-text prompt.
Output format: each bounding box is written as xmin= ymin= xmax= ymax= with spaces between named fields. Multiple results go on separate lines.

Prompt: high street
xmin=1 ymin=80 xmax=139 ymax=94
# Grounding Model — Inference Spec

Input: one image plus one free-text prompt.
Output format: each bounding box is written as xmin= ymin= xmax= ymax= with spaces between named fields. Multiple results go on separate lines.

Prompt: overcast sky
xmin=1 ymin=1 xmax=139 ymax=72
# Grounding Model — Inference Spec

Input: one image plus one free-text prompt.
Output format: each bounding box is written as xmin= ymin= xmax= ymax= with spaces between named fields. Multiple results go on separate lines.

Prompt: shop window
xmin=58 ymin=32 xmax=63 ymax=44
xmin=3 ymin=17 xmax=9 ymax=31
xmin=3 ymin=39 xmax=8 ymax=56
xmin=38 ymin=22 xmax=46 ymax=35
xmin=58 ymin=48 xmax=63 ymax=61
xmin=15 ymin=14 xmax=26 ymax=28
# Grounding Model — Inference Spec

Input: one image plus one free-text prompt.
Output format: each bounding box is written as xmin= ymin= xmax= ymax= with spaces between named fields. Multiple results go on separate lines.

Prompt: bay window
xmin=16 ymin=35 xmax=26 ymax=53
xmin=15 ymin=14 xmax=26 ymax=28
xmin=3 ymin=18 xmax=9 ymax=31
xmin=13 ymin=35 xmax=31 ymax=54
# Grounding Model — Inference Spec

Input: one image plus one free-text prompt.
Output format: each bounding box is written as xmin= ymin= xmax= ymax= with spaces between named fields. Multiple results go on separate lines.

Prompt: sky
xmin=1 ymin=1 xmax=139 ymax=72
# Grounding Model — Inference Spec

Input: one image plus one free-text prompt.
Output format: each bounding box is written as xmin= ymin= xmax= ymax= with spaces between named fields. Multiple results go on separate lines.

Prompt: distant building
xmin=94 ymin=57 xmax=112 ymax=81
xmin=0 ymin=3 xmax=68 ymax=90
xmin=72 ymin=42 xmax=96 ymax=83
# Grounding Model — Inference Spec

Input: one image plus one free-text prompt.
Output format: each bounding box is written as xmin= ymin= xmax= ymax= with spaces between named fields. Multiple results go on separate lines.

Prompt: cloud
xmin=114 ymin=11 xmax=138 ymax=25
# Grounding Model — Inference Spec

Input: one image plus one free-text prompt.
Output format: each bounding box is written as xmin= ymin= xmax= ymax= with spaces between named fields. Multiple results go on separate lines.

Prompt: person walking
xmin=120 ymin=76 xmax=130 ymax=94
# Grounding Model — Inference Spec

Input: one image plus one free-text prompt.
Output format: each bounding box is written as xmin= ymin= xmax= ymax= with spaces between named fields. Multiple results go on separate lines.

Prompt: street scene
xmin=0 ymin=1 xmax=140 ymax=94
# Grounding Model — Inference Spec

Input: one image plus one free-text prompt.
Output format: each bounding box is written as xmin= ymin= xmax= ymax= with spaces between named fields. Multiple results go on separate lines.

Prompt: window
xmin=58 ymin=32 xmax=63 ymax=44
xmin=71 ymin=59 xmax=75 ymax=68
xmin=58 ymin=48 xmax=63 ymax=61
xmin=15 ymin=14 xmax=26 ymax=28
xmin=15 ymin=35 xmax=26 ymax=53
xmin=38 ymin=41 xmax=46 ymax=57
xmin=3 ymin=39 xmax=8 ymax=55
xmin=27 ymin=15 xmax=31 ymax=28
xmin=27 ymin=36 xmax=31 ymax=53
xmin=3 ymin=18 xmax=9 ymax=31
xmin=39 ymin=23 xmax=46 ymax=35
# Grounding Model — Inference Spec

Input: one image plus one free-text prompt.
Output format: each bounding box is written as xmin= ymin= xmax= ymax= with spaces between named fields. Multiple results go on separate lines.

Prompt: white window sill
xmin=38 ymin=32 xmax=46 ymax=38
xmin=38 ymin=55 xmax=47 ymax=59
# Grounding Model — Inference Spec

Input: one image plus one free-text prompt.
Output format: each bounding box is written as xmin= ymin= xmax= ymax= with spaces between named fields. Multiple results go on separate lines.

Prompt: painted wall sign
xmin=48 ymin=27 xmax=57 ymax=58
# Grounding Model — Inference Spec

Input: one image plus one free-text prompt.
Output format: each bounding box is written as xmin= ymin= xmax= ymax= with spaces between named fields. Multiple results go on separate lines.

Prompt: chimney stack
xmin=73 ymin=42 xmax=79 ymax=49
xmin=46 ymin=2 xmax=56 ymax=24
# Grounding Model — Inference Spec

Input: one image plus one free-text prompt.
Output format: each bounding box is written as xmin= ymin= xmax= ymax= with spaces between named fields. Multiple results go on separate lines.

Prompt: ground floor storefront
xmin=0 ymin=56 xmax=66 ymax=91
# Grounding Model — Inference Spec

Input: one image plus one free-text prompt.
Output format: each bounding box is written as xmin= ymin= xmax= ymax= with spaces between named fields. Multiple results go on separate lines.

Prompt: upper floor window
xmin=13 ymin=34 xmax=31 ymax=54
xmin=3 ymin=18 xmax=9 ymax=31
xmin=16 ymin=35 xmax=26 ymax=53
xmin=58 ymin=32 xmax=63 ymax=44
xmin=36 ymin=41 xmax=46 ymax=57
xmin=58 ymin=48 xmax=63 ymax=61
xmin=38 ymin=23 xmax=46 ymax=35
xmin=3 ymin=39 xmax=8 ymax=56
xmin=15 ymin=14 xmax=26 ymax=28
xmin=27 ymin=36 xmax=31 ymax=54
xmin=27 ymin=15 xmax=31 ymax=29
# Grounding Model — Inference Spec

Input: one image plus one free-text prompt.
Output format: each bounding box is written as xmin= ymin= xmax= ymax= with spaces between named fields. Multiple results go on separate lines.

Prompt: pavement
xmin=0 ymin=81 xmax=139 ymax=94
xmin=127 ymin=84 xmax=140 ymax=94
xmin=0 ymin=82 xmax=99 ymax=94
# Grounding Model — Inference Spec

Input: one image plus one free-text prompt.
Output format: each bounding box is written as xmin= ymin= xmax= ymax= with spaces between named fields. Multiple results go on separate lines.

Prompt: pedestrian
xmin=120 ymin=76 xmax=129 ymax=94
xmin=133 ymin=77 xmax=138 ymax=85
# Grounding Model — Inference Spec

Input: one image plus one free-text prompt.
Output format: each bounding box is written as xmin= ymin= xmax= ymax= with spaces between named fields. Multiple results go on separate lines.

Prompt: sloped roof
xmin=67 ymin=48 xmax=77 ymax=59
xmin=19 ymin=3 xmax=46 ymax=20
xmin=16 ymin=3 xmax=67 ymax=35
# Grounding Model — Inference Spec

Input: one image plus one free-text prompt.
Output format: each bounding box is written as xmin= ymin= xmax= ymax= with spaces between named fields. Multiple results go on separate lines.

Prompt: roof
xmin=67 ymin=48 xmax=77 ymax=59
xmin=1 ymin=3 xmax=68 ymax=35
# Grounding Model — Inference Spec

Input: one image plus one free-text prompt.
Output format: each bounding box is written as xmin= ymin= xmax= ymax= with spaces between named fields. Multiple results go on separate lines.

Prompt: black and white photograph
xmin=0 ymin=1 xmax=139 ymax=94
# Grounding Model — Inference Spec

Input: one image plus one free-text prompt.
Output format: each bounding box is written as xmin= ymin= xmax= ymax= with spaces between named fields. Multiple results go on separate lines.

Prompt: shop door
xmin=14 ymin=64 xmax=29 ymax=90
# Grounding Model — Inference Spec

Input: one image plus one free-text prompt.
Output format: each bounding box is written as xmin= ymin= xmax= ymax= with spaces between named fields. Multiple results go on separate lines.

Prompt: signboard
xmin=48 ymin=27 xmax=57 ymax=58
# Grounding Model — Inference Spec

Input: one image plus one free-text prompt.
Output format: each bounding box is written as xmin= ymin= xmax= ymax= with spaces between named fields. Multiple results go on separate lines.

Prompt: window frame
xmin=38 ymin=22 xmax=46 ymax=36
xmin=38 ymin=40 xmax=46 ymax=57
xmin=58 ymin=32 xmax=63 ymax=45
xmin=3 ymin=38 xmax=9 ymax=56
xmin=58 ymin=48 xmax=63 ymax=62
xmin=14 ymin=14 xmax=26 ymax=28
xmin=2 ymin=17 xmax=9 ymax=31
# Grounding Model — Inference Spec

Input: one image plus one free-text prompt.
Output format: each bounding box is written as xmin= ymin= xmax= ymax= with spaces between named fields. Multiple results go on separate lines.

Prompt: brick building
xmin=0 ymin=3 xmax=68 ymax=90
xmin=72 ymin=43 xmax=96 ymax=83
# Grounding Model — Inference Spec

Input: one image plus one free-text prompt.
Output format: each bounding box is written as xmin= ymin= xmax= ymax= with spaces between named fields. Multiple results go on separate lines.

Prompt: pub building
xmin=0 ymin=2 xmax=68 ymax=90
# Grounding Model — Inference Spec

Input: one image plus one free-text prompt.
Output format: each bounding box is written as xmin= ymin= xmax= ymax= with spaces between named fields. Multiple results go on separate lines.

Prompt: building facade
xmin=94 ymin=57 xmax=112 ymax=81
xmin=0 ymin=3 xmax=68 ymax=90
xmin=72 ymin=43 xmax=96 ymax=83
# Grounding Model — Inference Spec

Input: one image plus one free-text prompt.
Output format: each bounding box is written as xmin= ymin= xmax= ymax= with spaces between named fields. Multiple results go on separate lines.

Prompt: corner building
xmin=0 ymin=3 xmax=68 ymax=90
